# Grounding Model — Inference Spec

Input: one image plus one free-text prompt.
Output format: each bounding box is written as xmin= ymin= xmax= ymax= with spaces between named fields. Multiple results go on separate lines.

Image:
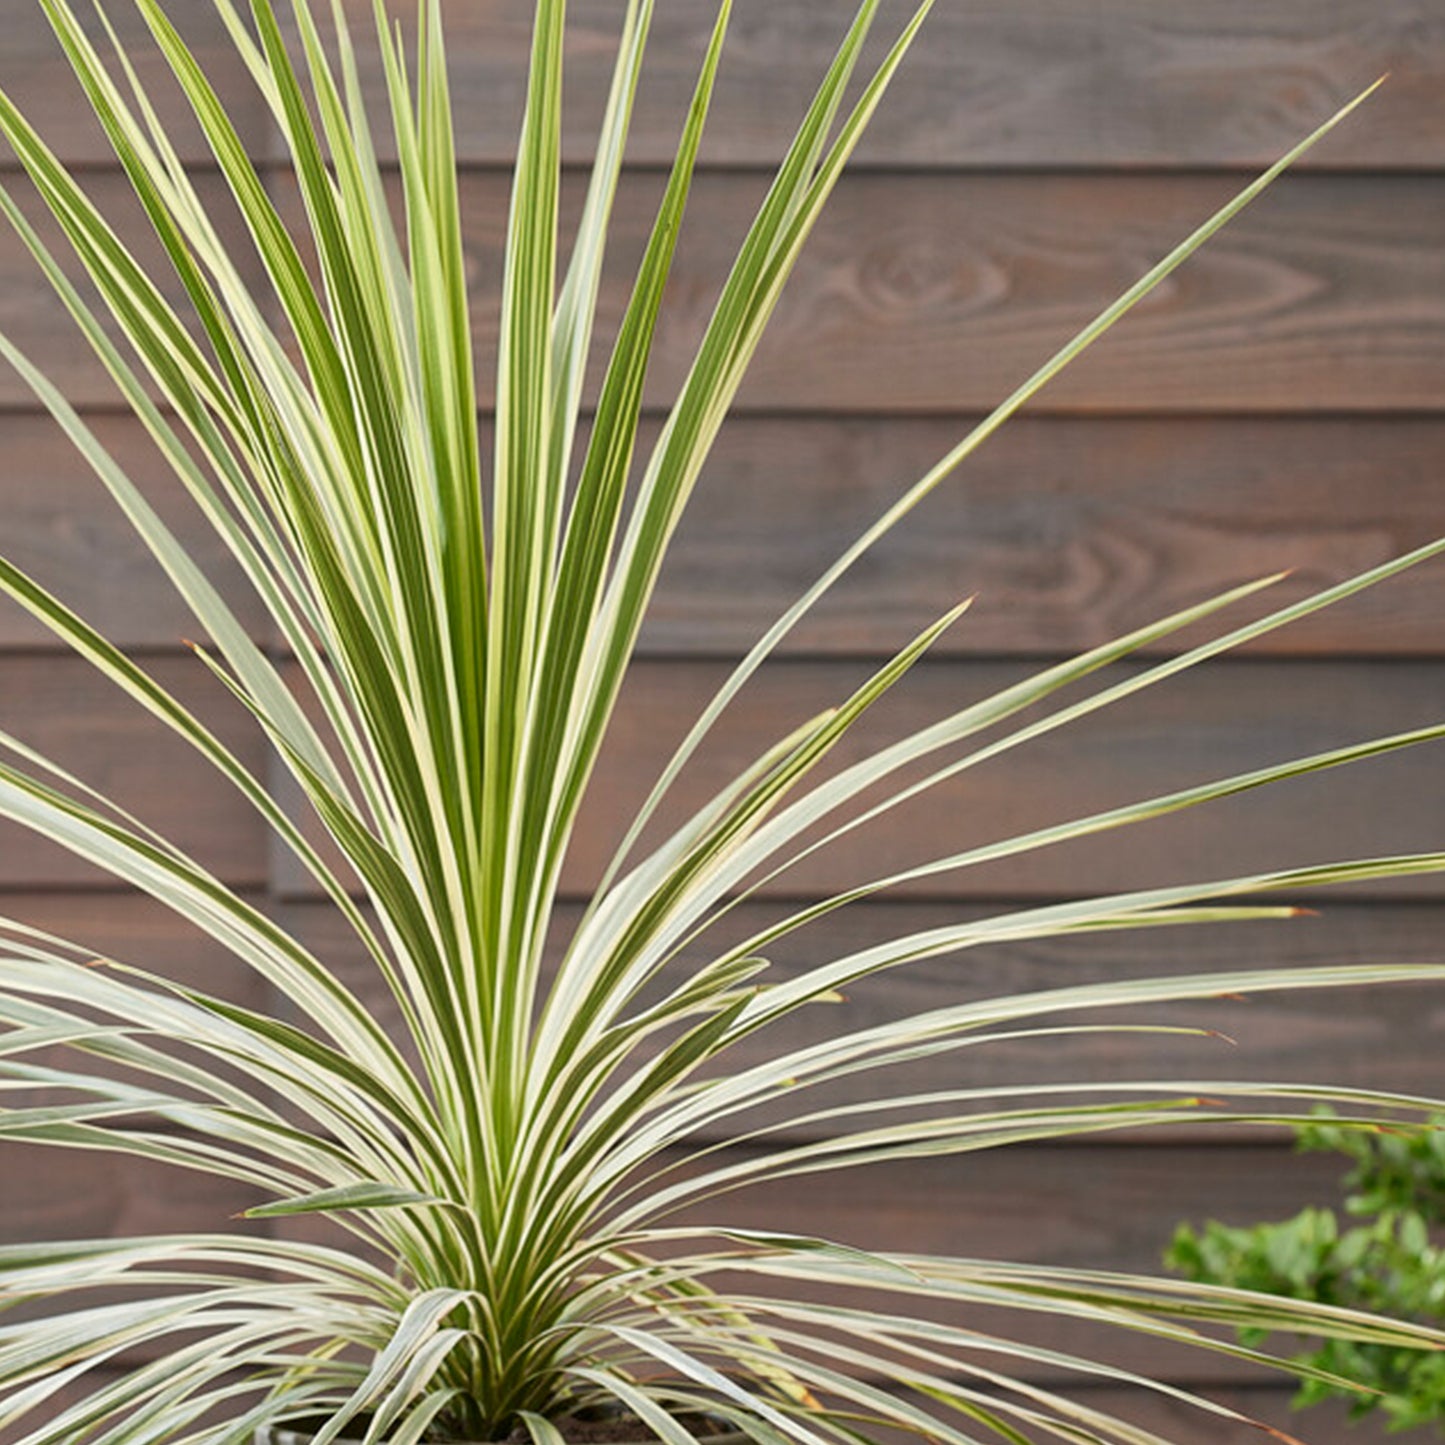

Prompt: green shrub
xmin=1168 ymin=1113 xmax=1445 ymax=1433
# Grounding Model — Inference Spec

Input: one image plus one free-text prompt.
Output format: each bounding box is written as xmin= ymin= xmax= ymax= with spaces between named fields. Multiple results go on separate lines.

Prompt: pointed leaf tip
xmin=1256 ymin=1421 xmax=1309 ymax=1445
xmin=1203 ymin=1029 xmax=1240 ymax=1047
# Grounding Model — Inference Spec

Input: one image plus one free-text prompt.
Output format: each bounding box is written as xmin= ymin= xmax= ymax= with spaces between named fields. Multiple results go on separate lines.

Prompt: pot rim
xmin=259 ymin=1422 xmax=751 ymax=1445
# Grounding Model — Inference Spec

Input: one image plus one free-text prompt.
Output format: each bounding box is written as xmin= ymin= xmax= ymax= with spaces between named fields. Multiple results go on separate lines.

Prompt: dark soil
xmin=505 ymin=1412 xmax=733 ymax=1444
xmin=277 ymin=1410 xmax=732 ymax=1444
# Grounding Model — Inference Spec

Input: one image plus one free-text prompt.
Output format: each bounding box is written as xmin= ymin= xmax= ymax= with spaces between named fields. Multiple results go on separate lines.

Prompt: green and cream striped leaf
xmin=0 ymin=0 xmax=1439 ymax=1440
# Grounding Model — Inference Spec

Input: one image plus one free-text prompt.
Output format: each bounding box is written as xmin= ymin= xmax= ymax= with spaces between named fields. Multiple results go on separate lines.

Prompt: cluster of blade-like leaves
xmin=0 ymin=0 xmax=1442 ymax=1442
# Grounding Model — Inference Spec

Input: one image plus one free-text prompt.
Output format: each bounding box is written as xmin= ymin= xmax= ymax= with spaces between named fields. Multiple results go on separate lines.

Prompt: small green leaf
xmin=244 ymin=1183 xmax=442 ymax=1219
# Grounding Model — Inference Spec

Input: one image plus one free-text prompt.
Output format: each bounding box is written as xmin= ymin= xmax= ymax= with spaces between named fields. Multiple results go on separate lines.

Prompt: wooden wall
xmin=2 ymin=2 xmax=1444 ymax=1440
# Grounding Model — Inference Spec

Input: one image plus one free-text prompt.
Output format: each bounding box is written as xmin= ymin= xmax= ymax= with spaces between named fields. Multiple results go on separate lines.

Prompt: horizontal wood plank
xmin=272 ymin=1139 xmax=1362 ymax=1387
xmin=0 ymin=1150 xmax=1382 ymax=1414
xmin=671 ymin=1140 xmax=1378 ymax=1386
xmin=643 ymin=414 xmax=1445 ymax=657
xmin=0 ymin=1371 xmax=252 ymax=1445
xmin=995 ymin=1386 xmax=1391 ymax=1445
xmin=0 ymin=892 xmax=260 ymax=982
xmin=0 ymin=171 xmax=261 ymax=409
xmin=0 ymin=655 xmax=266 ymax=889
xmin=0 ymin=1385 xmax=1388 ymax=1445
xmin=0 ymin=1376 xmax=1373 ymax=1445
xmin=0 ymin=1374 xmax=116 ymax=1445
xmin=12 ymin=412 xmax=1440 ymax=658
xmin=1 ymin=2 xmax=1439 ymax=1427
xmin=0 ymin=1139 xmax=267 ymax=1365
xmin=267 ymin=657 xmax=1445 ymax=903
xmin=297 ymin=0 xmax=1445 ymax=171
xmin=0 ymin=1340 xmax=1389 ymax=1444
xmin=0 ymin=1114 xmax=1409 ymax=1394
xmin=569 ymin=658 xmax=1445 ymax=901
xmin=8 ymin=170 xmax=1441 ymax=413
xmin=0 ymin=892 xmax=267 ymax=1107
xmin=429 ymin=171 xmax=1445 ymax=415
xmin=280 ymin=898 xmax=1445 ymax=1136
xmin=15 ymin=892 xmax=1428 ymax=1139
xmin=0 ymin=0 xmax=267 ymax=167
xmin=0 ymin=415 xmax=265 ymax=649
xmin=0 ymin=1137 xmax=264 ymax=1244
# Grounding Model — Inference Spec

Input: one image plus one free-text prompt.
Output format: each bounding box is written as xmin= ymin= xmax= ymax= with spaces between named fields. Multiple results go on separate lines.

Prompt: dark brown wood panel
xmin=0 ymin=414 xmax=265 ymax=649
xmin=0 ymin=1375 xmax=117 ymax=1445
xmin=2 ymin=412 xmax=1439 ymax=657
xmin=0 ymin=1136 xmax=264 ymax=1246
xmin=670 ymin=1141 xmax=1374 ymax=1386
xmin=5 ymin=409 xmax=1438 ymax=657
xmin=0 ymin=171 xmax=262 ymax=409
xmin=10 ymin=1379 xmax=1378 ymax=1445
xmin=644 ymin=415 xmax=1445 ymax=658
xmin=0 ymin=1355 xmax=1380 ymax=1445
xmin=1028 ymin=1387 xmax=1389 ymax=1445
xmin=0 ymin=892 xmax=261 ymax=984
xmin=0 ymin=1140 xmax=267 ymax=1365
xmin=434 ymin=171 xmax=1445 ymax=414
xmin=0 ymin=1136 xmax=1409 ymax=1397
xmin=280 ymin=898 xmax=1445 ymax=1135
xmin=269 ymin=1137 xmax=1363 ymax=1386
xmin=266 ymin=657 xmax=1445 ymax=903
xmin=0 ymin=654 xmax=266 ymax=888
xmin=22 ymin=893 xmax=1428 ymax=1139
xmin=0 ymin=892 xmax=267 ymax=1106
xmin=0 ymin=1 xmax=1436 ymax=1430
xmin=565 ymin=658 xmax=1445 ymax=901
xmin=0 ymin=0 xmax=267 ymax=166
xmin=297 ymin=0 xmax=1445 ymax=171
xmin=11 ymin=169 xmax=1440 ymax=412
xmin=0 ymin=1371 xmax=251 ymax=1445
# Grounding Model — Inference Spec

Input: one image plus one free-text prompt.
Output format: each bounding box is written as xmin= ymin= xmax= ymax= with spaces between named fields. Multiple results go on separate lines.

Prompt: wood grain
xmin=280 ymin=897 xmax=1445 ymax=1138
xmin=667 ymin=1140 xmax=1373 ymax=1385
xmin=422 ymin=171 xmax=1445 ymax=415
xmin=5 ymin=412 xmax=1440 ymax=657
xmin=0 ymin=654 xmax=266 ymax=888
xmin=0 ymin=1 xmax=1438 ymax=1425
xmin=265 ymin=656 xmax=1445 ymax=903
xmin=0 ymin=1134 xmax=1410 ymax=1396
xmin=11 ymin=889 xmax=1429 ymax=1138
xmin=0 ymin=0 xmax=267 ymax=167
xmin=641 ymin=414 xmax=1445 ymax=657
xmin=0 ymin=1371 xmax=251 ymax=1445
xmin=293 ymin=0 xmax=1445 ymax=170
xmin=0 ymin=1375 xmax=119 ymax=1445
xmin=0 ymin=892 xmax=267 ymax=1107
xmin=0 ymin=1137 xmax=263 ymax=1244
xmin=5 ymin=170 xmax=1440 ymax=412
xmin=0 ymin=171 xmax=262 ymax=409
xmin=271 ymin=1138 xmax=1363 ymax=1386
xmin=0 ymin=1139 xmax=267 ymax=1365
xmin=566 ymin=658 xmax=1445 ymax=902
xmin=0 ymin=414 xmax=265 ymax=649
xmin=1004 ymin=1387 xmax=1390 ymax=1445
xmin=0 ymin=1375 xmax=1371 ymax=1445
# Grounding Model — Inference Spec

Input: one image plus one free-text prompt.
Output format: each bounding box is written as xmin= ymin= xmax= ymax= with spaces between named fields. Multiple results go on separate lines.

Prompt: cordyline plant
xmin=0 ymin=0 xmax=1442 ymax=1442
